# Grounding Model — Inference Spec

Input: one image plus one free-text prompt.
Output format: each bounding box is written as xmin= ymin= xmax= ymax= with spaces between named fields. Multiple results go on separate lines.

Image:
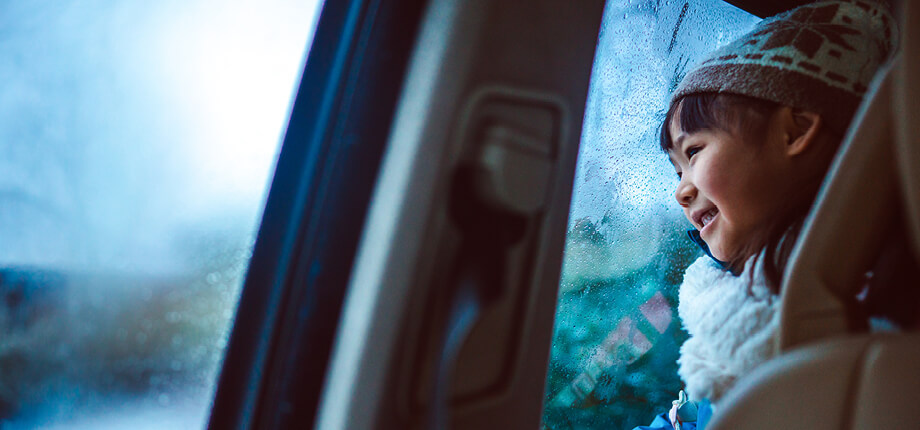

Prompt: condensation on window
xmin=543 ymin=1 xmax=759 ymax=428
xmin=0 ymin=1 xmax=320 ymax=428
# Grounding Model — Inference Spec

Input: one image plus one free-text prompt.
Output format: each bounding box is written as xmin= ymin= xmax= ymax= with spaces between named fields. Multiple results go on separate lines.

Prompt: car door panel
xmin=316 ymin=0 xmax=605 ymax=429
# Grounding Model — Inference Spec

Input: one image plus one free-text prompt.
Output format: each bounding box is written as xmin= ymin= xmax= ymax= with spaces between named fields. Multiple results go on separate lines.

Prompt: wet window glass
xmin=542 ymin=1 xmax=759 ymax=428
xmin=0 ymin=0 xmax=320 ymax=427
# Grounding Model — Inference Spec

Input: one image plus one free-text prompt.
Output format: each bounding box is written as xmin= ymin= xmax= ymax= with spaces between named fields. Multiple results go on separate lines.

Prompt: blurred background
xmin=0 ymin=0 xmax=319 ymax=427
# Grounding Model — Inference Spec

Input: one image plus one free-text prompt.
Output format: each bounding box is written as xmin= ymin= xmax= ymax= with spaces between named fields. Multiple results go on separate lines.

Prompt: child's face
xmin=668 ymin=111 xmax=792 ymax=263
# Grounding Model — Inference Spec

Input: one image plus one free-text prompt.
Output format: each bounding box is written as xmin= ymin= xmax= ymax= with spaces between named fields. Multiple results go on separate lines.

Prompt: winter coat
xmin=676 ymin=255 xmax=780 ymax=404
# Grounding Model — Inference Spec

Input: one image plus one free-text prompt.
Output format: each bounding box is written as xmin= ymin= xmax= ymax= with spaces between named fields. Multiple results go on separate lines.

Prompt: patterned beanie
xmin=672 ymin=0 xmax=898 ymax=135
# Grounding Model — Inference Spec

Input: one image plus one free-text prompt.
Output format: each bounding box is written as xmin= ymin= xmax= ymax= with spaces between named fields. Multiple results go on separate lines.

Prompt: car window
xmin=542 ymin=1 xmax=759 ymax=428
xmin=0 ymin=0 xmax=320 ymax=428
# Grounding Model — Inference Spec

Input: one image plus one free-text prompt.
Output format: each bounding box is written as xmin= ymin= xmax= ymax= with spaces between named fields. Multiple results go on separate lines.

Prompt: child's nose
xmin=675 ymin=177 xmax=696 ymax=207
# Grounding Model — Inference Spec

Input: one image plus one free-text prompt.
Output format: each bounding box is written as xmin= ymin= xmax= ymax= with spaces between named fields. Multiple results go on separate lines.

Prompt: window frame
xmin=207 ymin=0 xmax=428 ymax=428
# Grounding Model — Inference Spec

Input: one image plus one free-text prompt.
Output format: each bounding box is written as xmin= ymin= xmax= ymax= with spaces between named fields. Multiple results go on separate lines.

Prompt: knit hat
xmin=672 ymin=0 xmax=898 ymax=135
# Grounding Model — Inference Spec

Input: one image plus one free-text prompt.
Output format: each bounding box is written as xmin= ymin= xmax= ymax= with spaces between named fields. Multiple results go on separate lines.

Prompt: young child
xmin=637 ymin=1 xmax=897 ymax=428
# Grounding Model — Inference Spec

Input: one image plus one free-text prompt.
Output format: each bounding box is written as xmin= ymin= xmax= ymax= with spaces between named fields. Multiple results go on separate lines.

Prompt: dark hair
xmin=659 ymin=93 xmax=778 ymax=153
xmin=660 ymin=93 xmax=841 ymax=293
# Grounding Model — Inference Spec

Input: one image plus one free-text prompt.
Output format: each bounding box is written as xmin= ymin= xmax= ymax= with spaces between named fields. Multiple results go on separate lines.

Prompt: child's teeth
xmin=702 ymin=211 xmax=715 ymax=226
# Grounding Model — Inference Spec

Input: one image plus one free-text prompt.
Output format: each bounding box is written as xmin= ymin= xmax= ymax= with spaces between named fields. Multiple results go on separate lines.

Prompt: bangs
xmin=659 ymin=93 xmax=779 ymax=153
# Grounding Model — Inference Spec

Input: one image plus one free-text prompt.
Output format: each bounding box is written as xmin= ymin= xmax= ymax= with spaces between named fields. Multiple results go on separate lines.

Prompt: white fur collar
xmin=677 ymin=255 xmax=780 ymax=404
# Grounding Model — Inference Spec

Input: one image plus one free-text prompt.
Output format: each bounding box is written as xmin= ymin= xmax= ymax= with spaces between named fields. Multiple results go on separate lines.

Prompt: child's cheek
xmin=697 ymin=158 xmax=731 ymax=201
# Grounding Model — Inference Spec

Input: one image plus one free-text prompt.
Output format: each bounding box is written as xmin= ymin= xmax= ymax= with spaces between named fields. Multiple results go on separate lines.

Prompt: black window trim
xmin=207 ymin=0 xmax=429 ymax=428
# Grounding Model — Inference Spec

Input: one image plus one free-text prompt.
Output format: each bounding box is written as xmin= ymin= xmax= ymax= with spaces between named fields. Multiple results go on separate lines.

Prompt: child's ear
xmin=783 ymin=108 xmax=822 ymax=157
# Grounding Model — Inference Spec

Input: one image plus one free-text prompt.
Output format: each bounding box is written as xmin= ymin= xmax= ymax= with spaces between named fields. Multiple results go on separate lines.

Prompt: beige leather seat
xmin=712 ymin=334 xmax=920 ymax=429
xmin=708 ymin=2 xmax=920 ymax=428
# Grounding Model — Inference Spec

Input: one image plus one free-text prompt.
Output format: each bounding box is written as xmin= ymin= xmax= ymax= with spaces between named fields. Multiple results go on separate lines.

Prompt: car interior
xmin=288 ymin=0 xmax=917 ymax=429
xmin=0 ymin=0 xmax=915 ymax=429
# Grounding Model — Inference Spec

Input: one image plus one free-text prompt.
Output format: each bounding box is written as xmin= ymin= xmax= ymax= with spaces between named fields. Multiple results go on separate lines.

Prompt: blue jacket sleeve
xmin=631 ymin=399 xmax=712 ymax=430
xmin=631 ymin=413 xmax=698 ymax=430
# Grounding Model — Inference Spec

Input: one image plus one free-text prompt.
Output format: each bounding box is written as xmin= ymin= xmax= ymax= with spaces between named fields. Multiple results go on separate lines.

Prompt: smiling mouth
xmin=698 ymin=208 xmax=719 ymax=229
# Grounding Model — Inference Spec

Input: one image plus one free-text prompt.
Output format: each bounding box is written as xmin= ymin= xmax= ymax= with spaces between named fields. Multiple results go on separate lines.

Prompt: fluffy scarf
xmin=677 ymin=255 xmax=780 ymax=404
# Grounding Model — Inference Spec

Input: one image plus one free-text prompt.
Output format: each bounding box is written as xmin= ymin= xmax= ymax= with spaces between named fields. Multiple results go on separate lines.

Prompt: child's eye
xmin=685 ymin=146 xmax=701 ymax=159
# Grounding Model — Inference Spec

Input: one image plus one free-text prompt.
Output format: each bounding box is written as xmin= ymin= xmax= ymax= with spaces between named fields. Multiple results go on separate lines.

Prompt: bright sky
xmin=0 ymin=0 xmax=322 ymax=271
xmin=0 ymin=2 xmax=324 ymax=427
xmin=151 ymin=0 xmax=322 ymax=213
